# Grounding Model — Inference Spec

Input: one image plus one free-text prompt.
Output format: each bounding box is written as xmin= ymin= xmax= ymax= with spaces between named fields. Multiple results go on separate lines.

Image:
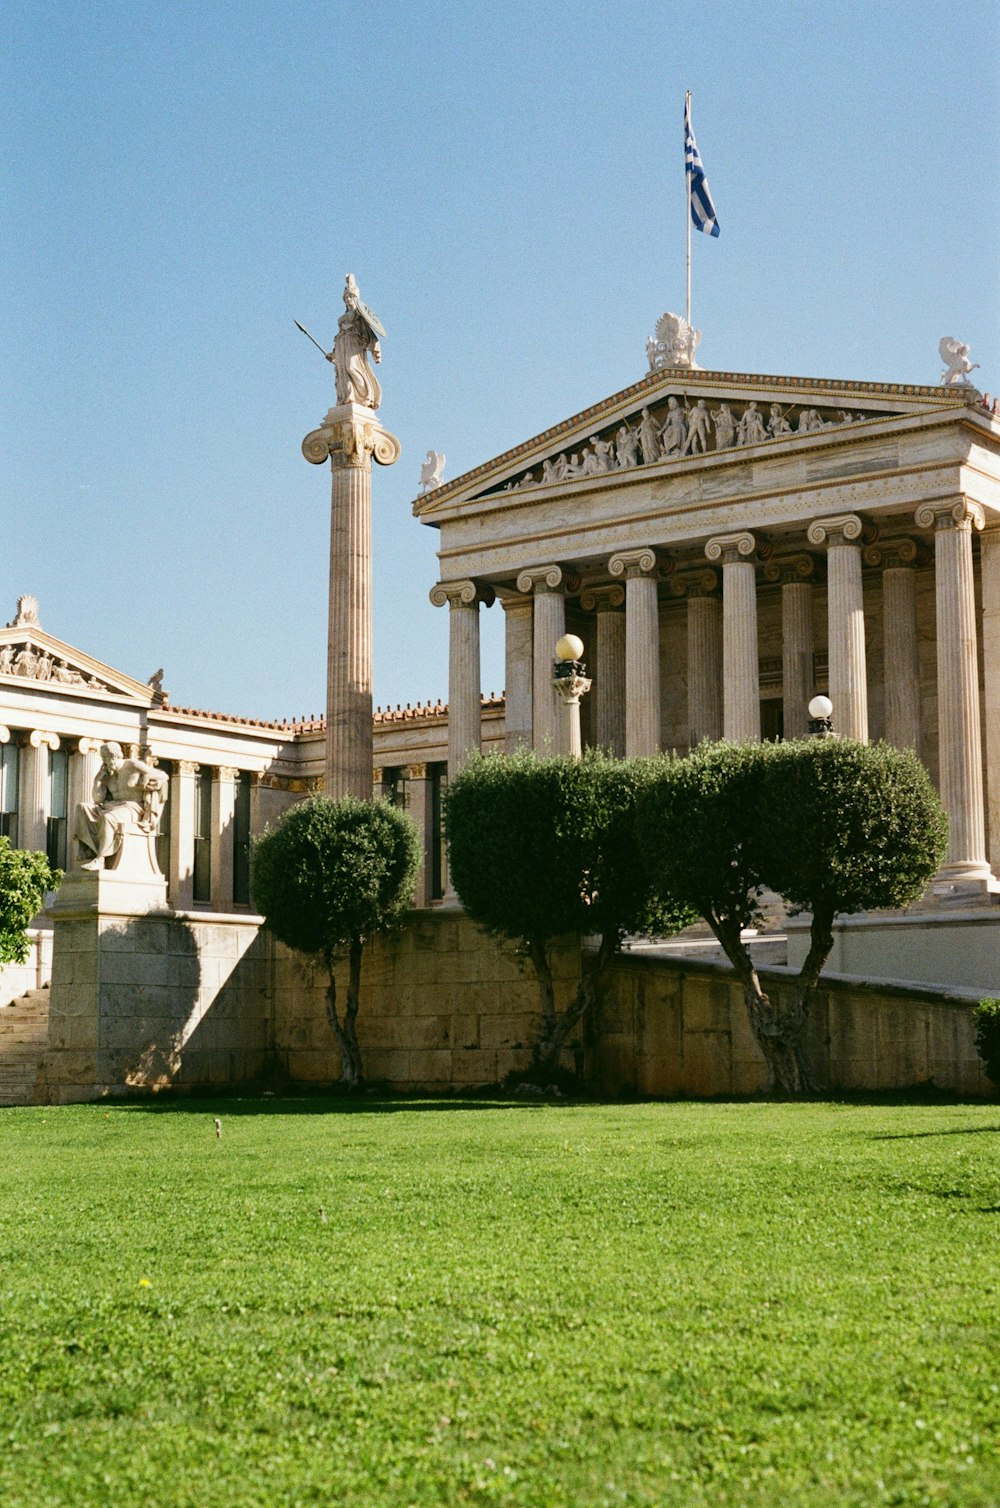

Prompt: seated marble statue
xmin=73 ymin=742 xmax=169 ymax=871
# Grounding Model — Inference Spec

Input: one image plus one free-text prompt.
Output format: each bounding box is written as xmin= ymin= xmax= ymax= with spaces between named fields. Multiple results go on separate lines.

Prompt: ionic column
xmin=498 ymin=590 xmax=534 ymax=752
xmin=608 ymin=549 xmax=661 ymax=758
xmin=18 ymin=730 xmax=59 ymax=853
xmin=211 ymin=766 xmax=238 ymax=912
xmin=405 ymin=764 xmax=435 ymax=907
xmin=915 ymin=499 xmax=996 ymax=892
xmin=580 ymin=584 xmax=626 ymax=755
xmin=66 ymin=738 xmax=103 ymax=869
xmin=302 ymin=405 xmax=401 ymax=800
xmin=982 ymin=522 xmax=1000 ymax=873
xmin=764 ymin=554 xmax=817 ymax=740
xmin=807 ymin=514 xmax=869 ymax=742
xmin=866 ymin=538 xmax=926 ymax=754
xmin=517 ymin=566 xmax=566 ymax=755
xmin=430 ymin=580 xmax=493 ymax=779
xmin=704 ymin=532 xmax=760 ymax=743
xmin=170 ymin=761 xmax=198 ymax=909
xmin=670 ymin=568 xmax=722 ymax=748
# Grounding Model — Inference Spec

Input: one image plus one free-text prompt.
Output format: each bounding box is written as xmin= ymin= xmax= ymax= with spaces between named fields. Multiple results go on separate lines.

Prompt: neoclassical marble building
xmin=2 ymin=357 xmax=998 ymax=955
xmin=418 ymin=364 xmax=1000 ymax=904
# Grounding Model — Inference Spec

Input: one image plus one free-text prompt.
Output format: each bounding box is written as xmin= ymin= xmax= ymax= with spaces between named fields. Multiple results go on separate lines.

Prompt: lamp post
xmin=807 ymin=694 xmax=835 ymax=738
xmin=552 ymin=634 xmax=592 ymax=758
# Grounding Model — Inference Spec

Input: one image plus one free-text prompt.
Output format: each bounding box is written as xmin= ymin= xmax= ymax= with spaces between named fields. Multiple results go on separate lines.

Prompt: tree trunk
xmin=708 ymin=914 xmax=815 ymax=1094
xmin=323 ymin=945 xmax=363 ymax=1090
xmin=531 ymin=933 xmax=616 ymax=1072
xmin=526 ymin=940 xmax=559 ymax=1069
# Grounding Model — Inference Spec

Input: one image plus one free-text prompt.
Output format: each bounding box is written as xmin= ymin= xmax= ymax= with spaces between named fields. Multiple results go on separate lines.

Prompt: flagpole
xmin=685 ymin=90 xmax=692 ymax=329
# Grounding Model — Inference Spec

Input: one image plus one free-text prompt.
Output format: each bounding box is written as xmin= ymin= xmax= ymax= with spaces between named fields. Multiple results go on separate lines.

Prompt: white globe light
xmin=808 ymin=694 xmax=833 ymax=719
xmin=555 ymin=634 xmax=584 ymax=662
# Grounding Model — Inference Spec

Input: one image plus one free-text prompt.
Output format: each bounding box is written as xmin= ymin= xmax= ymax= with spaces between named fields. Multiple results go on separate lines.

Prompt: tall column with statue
xmin=301 ymin=275 xmax=401 ymax=800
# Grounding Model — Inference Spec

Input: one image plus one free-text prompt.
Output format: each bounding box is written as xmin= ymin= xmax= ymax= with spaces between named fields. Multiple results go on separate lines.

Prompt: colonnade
xmin=431 ymin=501 xmax=1000 ymax=896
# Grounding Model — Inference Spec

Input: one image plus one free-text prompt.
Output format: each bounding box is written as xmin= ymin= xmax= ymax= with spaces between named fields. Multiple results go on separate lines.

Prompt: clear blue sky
xmin=3 ymin=0 xmax=998 ymax=719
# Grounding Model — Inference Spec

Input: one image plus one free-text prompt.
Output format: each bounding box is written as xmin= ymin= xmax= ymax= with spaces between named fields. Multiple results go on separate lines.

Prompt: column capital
xmin=73 ymin=736 xmax=103 ymax=757
xmin=863 ymin=535 xmax=931 ymax=569
xmin=668 ymin=567 xmax=719 ymax=599
xmin=176 ymin=760 xmax=199 ymax=776
xmin=302 ymin=407 xmax=401 ymax=471
xmin=516 ymin=564 xmax=564 ymax=595
xmin=705 ymin=531 xmax=758 ymax=566
xmin=608 ymin=548 xmax=658 ymax=580
xmin=429 ymin=579 xmax=495 ymax=610
xmin=406 ymin=763 xmax=428 ymax=780
xmin=762 ymin=553 xmax=817 ymax=585
xmin=214 ymin=765 xmax=240 ymax=783
xmin=915 ymin=498 xmax=985 ymax=533
xmin=807 ymin=513 xmax=874 ymax=548
xmin=580 ymin=583 xmax=625 ymax=612
xmin=28 ymin=729 xmax=59 ymax=751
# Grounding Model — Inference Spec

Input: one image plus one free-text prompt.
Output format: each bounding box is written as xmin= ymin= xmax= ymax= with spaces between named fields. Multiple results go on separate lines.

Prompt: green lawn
xmin=0 ymin=1098 xmax=998 ymax=1507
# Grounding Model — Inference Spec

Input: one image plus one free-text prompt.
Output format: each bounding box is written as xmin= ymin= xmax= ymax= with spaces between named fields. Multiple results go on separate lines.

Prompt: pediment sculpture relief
xmin=0 ymin=641 xmax=108 ymax=690
xmin=495 ymin=394 xmax=884 ymax=494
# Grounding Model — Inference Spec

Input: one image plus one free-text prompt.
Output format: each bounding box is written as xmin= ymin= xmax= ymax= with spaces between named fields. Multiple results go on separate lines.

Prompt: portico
xmin=415 ymin=365 xmax=1000 ymax=899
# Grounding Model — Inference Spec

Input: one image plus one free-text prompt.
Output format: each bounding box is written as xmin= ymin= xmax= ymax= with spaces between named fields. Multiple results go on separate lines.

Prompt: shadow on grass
xmin=870 ymin=1124 xmax=1000 ymax=1140
xmin=108 ymin=1093 xmax=547 ymax=1118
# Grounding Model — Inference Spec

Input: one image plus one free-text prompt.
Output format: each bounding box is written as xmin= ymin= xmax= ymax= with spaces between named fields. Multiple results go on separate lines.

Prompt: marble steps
xmin=0 ymin=986 xmax=51 ymax=1105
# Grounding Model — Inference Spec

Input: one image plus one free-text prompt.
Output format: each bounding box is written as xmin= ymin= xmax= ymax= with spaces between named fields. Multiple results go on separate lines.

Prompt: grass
xmin=0 ymin=1097 xmax=998 ymax=1507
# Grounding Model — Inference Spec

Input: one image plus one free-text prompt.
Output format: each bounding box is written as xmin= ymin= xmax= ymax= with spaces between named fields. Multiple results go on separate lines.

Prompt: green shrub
xmin=0 ymin=837 xmax=60 ymax=964
xmin=972 ymin=998 xmax=1000 ymax=1088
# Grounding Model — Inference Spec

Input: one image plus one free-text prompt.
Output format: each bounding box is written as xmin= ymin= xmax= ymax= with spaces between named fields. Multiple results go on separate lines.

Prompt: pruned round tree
xmin=636 ymin=739 xmax=947 ymax=1093
xmin=446 ymin=749 xmax=694 ymax=1072
xmin=251 ymin=796 xmax=421 ymax=1088
xmin=0 ymin=837 xmax=60 ymax=964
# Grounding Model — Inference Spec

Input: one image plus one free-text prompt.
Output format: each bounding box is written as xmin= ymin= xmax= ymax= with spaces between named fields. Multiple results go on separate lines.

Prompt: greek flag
xmin=685 ymin=96 xmax=720 ymax=237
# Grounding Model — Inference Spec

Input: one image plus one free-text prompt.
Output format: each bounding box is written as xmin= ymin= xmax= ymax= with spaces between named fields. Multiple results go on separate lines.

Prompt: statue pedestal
xmin=51 ymin=864 xmax=168 ymax=922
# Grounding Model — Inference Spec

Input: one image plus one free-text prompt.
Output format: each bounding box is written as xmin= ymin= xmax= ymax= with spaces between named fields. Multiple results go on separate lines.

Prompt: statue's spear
xmin=294 ymin=320 xmax=330 ymax=359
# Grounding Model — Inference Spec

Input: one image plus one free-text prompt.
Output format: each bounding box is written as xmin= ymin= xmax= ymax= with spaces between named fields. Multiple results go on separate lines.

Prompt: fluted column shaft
xmin=808 ymin=515 xmax=868 ymax=742
xmin=211 ymin=766 xmax=238 ymax=912
xmin=688 ymin=594 xmax=722 ymax=746
xmin=431 ymin=581 xmax=488 ymax=780
xmin=781 ymin=583 xmax=814 ymax=740
xmin=517 ymin=567 xmax=565 ymax=755
xmin=405 ymin=764 xmax=434 ymax=908
xmin=302 ymin=405 xmax=400 ymax=802
xmin=67 ymin=739 xmax=102 ymax=869
xmin=18 ymin=730 xmax=59 ymax=854
xmin=581 ymin=585 xmax=626 ymax=756
xmin=705 ymin=533 xmax=760 ymax=743
xmin=916 ymin=499 xmax=992 ymax=886
xmin=500 ymin=593 xmax=534 ymax=752
xmin=883 ymin=567 xmax=921 ymax=753
xmin=170 ymin=761 xmax=198 ymax=909
xmin=609 ymin=550 xmax=661 ymax=758
xmin=982 ymin=525 xmax=1000 ymax=873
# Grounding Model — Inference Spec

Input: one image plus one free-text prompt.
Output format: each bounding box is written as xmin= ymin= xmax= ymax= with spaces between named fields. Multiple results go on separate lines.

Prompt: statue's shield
xmin=357 ymin=299 xmax=387 ymax=339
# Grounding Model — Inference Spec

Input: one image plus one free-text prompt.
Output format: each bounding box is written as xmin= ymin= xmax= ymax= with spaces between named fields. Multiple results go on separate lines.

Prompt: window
xmin=193 ymin=767 xmax=212 ymax=904
xmin=761 ymin=700 xmax=784 ymax=743
xmin=233 ymin=771 xmax=251 ymax=906
xmin=430 ymin=762 xmax=447 ymax=901
xmin=382 ymin=766 xmax=409 ymax=810
xmin=0 ymin=742 xmax=19 ymax=844
xmin=46 ymin=747 xmax=69 ymax=870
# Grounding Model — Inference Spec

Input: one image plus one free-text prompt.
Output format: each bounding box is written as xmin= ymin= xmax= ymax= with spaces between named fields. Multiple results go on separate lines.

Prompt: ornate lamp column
xmin=552 ymin=635 xmax=592 ymax=758
xmin=580 ymin=584 xmax=626 ymax=756
xmin=704 ymin=532 xmax=761 ymax=743
xmin=670 ymin=568 xmax=721 ymax=748
xmin=608 ymin=548 xmax=661 ymax=757
xmin=807 ymin=514 xmax=870 ymax=743
xmin=915 ymin=499 xmax=997 ymax=895
xmin=302 ymin=276 xmax=400 ymax=800
xmin=429 ymin=580 xmax=494 ymax=780
xmin=516 ymin=566 xmax=566 ymax=755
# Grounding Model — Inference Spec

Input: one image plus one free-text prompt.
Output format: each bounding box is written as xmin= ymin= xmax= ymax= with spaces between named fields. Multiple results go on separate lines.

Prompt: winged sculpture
xmin=419 ymin=451 xmax=446 ymax=494
xmin=939 ymin=336 xmax=980 ymax=387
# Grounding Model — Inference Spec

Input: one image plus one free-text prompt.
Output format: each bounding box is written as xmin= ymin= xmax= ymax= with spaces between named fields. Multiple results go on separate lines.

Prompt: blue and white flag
xmin=684 ymin=96 xmax=720 ymax=237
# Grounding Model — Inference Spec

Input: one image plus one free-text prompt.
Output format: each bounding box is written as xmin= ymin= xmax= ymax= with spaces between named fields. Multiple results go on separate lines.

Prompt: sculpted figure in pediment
xmin=639 ymin=408 xmax=661 ymax=464
xmin=14 ymin=646 xmax=38 ymax=678
xmin=736 ymin=402 xmax=767 ymax=446
xmin=711 ymin=402 xmax=736 ymax=449
xmin=590 ymin=435 xmax=616 ymax=472
xmin=541 ymin=454 xmax=568 ymax=485
xmin=768 ymin=404 xmax=792 ymax=437
xmin=74 ymin=741 xmax=169 ymax=871
xmin=35 ymin=651 xmax=53 ymax=681
xmin=0 ymin=645 xmax=13 ymax=674
xmin=660 ymin=397 xmax=687 ymax=456
xmin=684 ymin=398 xmax=711 ymax=455
xmin=615 ymin=424 xmax=639 ymax=469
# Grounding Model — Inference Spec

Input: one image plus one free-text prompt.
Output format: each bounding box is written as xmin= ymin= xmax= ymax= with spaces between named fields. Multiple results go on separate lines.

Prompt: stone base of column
xmin=923 ymin=864 xmax=1000 ymax=909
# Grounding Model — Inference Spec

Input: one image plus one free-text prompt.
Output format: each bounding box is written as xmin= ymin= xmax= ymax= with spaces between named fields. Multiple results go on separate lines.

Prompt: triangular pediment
xmin=0 ymin=606 xmax=155 ymax=704
xmin=413 ymin=367 xmax=981 ymax=517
